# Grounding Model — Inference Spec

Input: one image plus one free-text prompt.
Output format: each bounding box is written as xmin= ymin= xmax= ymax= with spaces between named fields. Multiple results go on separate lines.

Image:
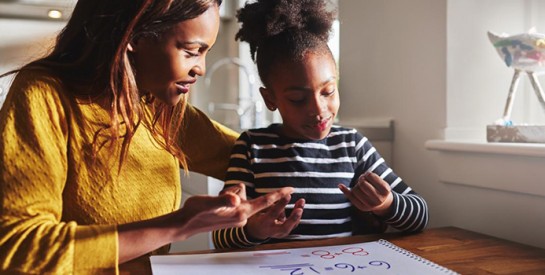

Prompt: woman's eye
xmin=324 ymin=89 xmax=336 ymax=96
xmin=185 ymin=50 xmax=199 ymax=57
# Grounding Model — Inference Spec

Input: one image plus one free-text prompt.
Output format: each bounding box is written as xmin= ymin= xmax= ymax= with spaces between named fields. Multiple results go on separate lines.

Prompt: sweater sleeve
xmin=179 ymin=104 xmax=239 ymax=181
xmin=0 ymin=71 xmax=118 ymax=274
xmin=212 ymin=132 xmax=267 ymax=249
xmin=353 ymin=133 xmax=429 ymax=232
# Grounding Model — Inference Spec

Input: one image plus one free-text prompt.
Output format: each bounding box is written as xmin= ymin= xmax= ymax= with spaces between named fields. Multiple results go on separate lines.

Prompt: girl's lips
xmin=312 ymin=117 xmax=331 ymax=131
xmin=317 ymin=120 xmax=329 ymax=130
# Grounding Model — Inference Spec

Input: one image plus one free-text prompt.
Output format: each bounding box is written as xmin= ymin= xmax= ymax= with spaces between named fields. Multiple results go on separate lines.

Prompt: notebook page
xmin=151 ymin=239 xmax=459 ymax=275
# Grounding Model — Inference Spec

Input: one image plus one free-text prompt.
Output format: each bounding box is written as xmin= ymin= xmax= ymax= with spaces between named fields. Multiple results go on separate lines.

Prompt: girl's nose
xmin=309 ymin=96 xmax=326 ymax=116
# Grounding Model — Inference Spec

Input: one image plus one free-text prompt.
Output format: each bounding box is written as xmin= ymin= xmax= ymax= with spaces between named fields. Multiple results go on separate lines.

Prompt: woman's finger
xmin=220 ymin=183 xmax=247 ymax=200
xmin=246 ymin=187 xmax=294 ymax=216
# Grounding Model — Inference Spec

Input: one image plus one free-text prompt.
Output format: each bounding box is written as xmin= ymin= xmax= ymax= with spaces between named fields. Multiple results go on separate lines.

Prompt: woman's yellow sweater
xmin=0 ymin=70 xmax=238 ymax=274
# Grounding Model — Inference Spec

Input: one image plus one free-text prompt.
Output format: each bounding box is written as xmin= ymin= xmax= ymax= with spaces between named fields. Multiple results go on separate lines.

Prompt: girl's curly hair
xmin=236 ymin=0 xmax=336 ymax=86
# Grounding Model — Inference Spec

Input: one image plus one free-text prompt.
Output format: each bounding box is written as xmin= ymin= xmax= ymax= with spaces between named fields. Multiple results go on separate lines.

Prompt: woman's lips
xmin=175 ymin=83 xmax=190 ymax=94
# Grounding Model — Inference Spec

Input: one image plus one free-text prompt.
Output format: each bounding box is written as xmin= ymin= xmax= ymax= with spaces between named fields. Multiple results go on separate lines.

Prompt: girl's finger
xmin=339 ymin=184 xmax=371 ymax=211
xmin=364 ymin=172 xmax=391 ymax=196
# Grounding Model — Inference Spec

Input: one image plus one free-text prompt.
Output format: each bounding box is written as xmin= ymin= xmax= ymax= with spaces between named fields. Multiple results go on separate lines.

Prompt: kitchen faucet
xmin=204 ymin=57 xmax=266 ymax=130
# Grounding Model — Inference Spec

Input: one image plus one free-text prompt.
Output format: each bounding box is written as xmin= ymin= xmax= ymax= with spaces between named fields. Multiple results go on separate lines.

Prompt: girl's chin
xmin=279 ymin=124 xmax=331 ymax=140
xmin=293 ymin=130 xmax=330 ymax=141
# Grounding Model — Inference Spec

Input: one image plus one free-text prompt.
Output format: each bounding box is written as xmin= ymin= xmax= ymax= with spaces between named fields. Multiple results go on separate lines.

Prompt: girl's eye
xmin=289 ymin=98 xmax=306 ymax=104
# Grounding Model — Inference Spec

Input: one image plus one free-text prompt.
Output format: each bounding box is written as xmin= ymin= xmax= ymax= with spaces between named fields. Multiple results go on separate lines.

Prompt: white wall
xmin=338 ymin=0 xmax=447 ymax=227
xmin=339 ymin=0 xmax=545 ymax=249
xmin=0 ymin=18 xmax=64 ymax=106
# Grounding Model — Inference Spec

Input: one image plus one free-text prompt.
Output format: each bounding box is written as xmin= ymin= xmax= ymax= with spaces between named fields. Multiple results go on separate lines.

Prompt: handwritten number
xmin=334 ymin=263 xmax=356 ymax=272
xmin=289 ymin=268 xmax=304 ymax=275
xmin=312 ymin=250 xmax=335 ymax=259
xmin=341 ymin=247 xmax=369 ymax=256
xmin=369 ymin=261 xmax=391 ymax=269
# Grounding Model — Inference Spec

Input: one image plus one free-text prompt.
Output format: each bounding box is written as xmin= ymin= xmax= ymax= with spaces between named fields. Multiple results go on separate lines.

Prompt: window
xmin=447 ymin=0 xmax=545 ymax=140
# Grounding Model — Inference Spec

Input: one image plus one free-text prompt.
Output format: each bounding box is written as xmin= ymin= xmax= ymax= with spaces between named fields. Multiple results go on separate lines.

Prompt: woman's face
xmin=262 ymin=51 xmax=340 ymax=140
xmin=130 ymin=4 xmax=220 ymax=106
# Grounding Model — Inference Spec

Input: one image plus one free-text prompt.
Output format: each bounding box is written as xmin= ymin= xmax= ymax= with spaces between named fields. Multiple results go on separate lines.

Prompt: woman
xmin=0 ymin=0 xmax=297 ymax=274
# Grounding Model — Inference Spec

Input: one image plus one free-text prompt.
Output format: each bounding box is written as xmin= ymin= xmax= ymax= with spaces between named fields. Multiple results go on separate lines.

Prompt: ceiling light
xmin=47 ymin=9 xmax=62 ymax=19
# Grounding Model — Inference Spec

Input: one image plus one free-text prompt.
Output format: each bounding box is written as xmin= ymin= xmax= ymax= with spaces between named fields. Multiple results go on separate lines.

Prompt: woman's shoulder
xmin=8 ymin=67 xmax=66 ymax=100
xmin=12 ymin=67 xmax=63 ymax=87
xmin=1 ymin=67 xmax=74 ymax=119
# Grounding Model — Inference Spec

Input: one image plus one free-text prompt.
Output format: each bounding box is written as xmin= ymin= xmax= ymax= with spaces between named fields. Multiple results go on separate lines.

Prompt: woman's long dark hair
xmin=3 ymin=0 xmax=222 ymax=171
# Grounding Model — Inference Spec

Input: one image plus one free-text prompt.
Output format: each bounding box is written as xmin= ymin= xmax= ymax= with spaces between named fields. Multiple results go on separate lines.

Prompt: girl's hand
xmin=222 ymin=183 xmax=304 ymax=240
xmin=338 ymin=172 xmax=393 ymax=216
xmin=173 ymin=184 xmax=296 ymax=240
xmin=245 ymin=196 xmax=305 ymax=240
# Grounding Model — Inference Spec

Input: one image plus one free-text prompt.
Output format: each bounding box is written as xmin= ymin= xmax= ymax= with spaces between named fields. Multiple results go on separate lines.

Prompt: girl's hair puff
xmin=235 ymin=0 xmax=336 ymax=86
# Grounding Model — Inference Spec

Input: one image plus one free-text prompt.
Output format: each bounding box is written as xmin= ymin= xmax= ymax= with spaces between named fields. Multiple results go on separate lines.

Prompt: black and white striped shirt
xmin=212 ymin=125 xmax=428 ymax=249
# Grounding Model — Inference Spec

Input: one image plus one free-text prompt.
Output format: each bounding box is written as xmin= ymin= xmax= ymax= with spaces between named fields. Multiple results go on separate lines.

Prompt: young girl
xmin=0 ymin=0 xmax=295 ymax=273
xmin=212 ymin=0 xmax=429 ymax=249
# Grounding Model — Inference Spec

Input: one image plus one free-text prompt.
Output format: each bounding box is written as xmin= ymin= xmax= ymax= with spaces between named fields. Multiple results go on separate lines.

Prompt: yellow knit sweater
xmin=0 ymin=70 xmax=238 ymax=274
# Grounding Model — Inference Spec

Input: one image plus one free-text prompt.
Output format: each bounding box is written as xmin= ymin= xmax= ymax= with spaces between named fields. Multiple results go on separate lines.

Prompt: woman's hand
xmin=338 ymin=172 xmax=393 ymax=216
xmin=117 ymin=184 xmax=297 ymax=263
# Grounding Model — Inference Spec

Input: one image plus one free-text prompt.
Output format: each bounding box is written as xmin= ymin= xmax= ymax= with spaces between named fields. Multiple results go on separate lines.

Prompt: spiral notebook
xmin=151 ymin=239 xmax=459 ymax=275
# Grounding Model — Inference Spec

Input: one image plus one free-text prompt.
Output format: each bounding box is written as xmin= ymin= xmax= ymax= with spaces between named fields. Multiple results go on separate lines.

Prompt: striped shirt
xmin=212 ymin=125 xmax=428 ymax=249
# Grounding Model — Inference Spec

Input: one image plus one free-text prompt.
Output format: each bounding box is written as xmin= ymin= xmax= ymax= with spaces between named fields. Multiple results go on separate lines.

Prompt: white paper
xmin=151 ymin=240 xmax=458 ymax=275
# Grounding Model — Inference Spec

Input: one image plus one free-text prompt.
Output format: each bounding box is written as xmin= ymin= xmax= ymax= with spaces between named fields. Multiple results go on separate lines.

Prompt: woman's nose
xmin=191 ymin=58 xmax=206 ymax=77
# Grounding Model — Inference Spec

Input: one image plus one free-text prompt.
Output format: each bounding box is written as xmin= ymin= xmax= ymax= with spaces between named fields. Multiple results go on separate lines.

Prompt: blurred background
xmin=1 ymin=0 xmax=544 ymax=252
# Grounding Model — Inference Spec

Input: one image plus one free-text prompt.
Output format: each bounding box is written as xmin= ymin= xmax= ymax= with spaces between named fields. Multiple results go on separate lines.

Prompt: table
xmin=120 ymin=226 xmax=545 ymax=274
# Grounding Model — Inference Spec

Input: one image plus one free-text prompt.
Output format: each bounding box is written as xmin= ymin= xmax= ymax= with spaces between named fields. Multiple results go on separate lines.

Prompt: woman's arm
xmin=118 ymin=188 xmax=294 ymax=263
xmin=178 ymin=104 xmax=239 ymax=180
xmin=0 ymin=72 xmax=120 ymax=273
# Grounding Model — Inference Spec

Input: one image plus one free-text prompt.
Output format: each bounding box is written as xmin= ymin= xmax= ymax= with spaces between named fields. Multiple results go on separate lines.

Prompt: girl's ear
xmin=260 ymin=87 xmax=277 ymax=111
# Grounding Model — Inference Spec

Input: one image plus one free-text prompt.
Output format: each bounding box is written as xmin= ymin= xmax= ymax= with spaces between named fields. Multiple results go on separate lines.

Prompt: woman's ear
xmin=127 ymin=40 xmax=136 ymax=52
xmin=128 ymin=36 xmax=142 ymax=53
xmin=260 ymin=87 xmax=277 ymax=111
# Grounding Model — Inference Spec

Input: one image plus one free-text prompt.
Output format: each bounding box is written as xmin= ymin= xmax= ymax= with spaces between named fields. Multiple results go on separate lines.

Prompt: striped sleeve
xmin=212 ymin=132 xmax=266 ymax=249
xmin=353 ymin=133 xmax=429 ymax=232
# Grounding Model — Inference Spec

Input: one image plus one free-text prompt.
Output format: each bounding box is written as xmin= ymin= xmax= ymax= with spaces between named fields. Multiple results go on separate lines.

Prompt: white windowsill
xmin=425 ymin=139 xmax=545 ymax=198
xmin=425 ymin=139 xmax=545 ymax=157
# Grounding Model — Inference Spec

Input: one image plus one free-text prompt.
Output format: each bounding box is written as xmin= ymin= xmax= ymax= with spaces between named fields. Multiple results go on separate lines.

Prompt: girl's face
xmin=262 ymin=51 xmax=340 ymax=141
xmin=130 ymin=4 xmax=220 ymax=106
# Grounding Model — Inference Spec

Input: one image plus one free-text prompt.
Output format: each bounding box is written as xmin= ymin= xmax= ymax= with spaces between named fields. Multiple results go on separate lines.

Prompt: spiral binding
xmin=377 ymin=239 xmax=460 ymax=275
